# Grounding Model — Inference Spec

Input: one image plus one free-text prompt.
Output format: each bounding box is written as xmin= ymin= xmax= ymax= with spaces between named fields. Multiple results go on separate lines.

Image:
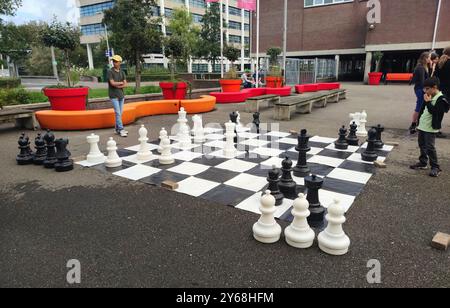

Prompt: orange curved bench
xmin=35 ymin=97 xmax=216 ymax=131
xmin=180 ymin=96 xmax=217 ymax=114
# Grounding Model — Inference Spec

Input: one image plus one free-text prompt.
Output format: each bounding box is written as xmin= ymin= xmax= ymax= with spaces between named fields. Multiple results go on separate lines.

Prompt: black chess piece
xmin=305 ymin=174 xmax=325 ymax=228
xmin=43 ymin=130 xmax=58 ymax=169
xmin=361 ymin=128 xmax=379 ymax=162
xmin=253 ymin=112 xmax=261 ymax=134
xmin=373 ymin=124 xmax=384 ymax=150
xmin=346 ymin=121 xmax=359 ymax=146
xmin=16 ymin=133 xmax=34 ymax=165
xmin=54 ymin=138 xmax=74 ymax=172
xmin=335 ymin=126 xmax=349 ymax=150
xmin=262 ymin=166 xmax=284 ymax=206
xmin=293 ymin=129 xmax=311 ymax=177
xmin=33 ymin=133 xmax=47 ymax=165
xmin=278 ymin=157 xmax=298 ymax=199
xmin=230 ymin=111 xmax=238 ymax=143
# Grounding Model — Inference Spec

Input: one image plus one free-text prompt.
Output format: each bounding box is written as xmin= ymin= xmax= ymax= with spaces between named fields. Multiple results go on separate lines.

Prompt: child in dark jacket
xmin=410 ymin=77 xmax=450 ymax=177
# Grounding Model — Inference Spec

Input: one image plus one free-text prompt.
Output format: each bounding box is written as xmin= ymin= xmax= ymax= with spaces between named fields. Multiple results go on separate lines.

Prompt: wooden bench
xmin=274 ymin=95 xmax=314 ymax=121
xmin=245 ymin=94 xmax=280 ymax=113
xmin=0 ymin=109 xmax=39 ymax=130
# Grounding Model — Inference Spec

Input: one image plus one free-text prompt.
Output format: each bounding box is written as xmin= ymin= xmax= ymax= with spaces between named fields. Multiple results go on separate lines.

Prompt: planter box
xmin=219 ymin=79 xmax=242 ymax=92
xmin=43 ymin=87 xmax=89 ymax=111
xmin=368 ymin=72 xmax=383 ymax=86
xmin=159 ymin=82 xmax=188 ymax=99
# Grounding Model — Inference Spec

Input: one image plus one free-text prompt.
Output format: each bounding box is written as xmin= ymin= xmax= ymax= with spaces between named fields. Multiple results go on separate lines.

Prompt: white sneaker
xmin=119 ymin=130 xmax=128 ymax=137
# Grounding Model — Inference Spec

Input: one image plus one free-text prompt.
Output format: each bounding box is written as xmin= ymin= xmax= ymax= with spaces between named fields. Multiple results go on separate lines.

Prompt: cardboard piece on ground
xmin=431 ymin=232 xmax=450 ymax=251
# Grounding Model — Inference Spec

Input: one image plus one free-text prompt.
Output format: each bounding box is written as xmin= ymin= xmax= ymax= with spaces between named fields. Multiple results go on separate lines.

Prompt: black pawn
xmin=33 ymin=133 xmax=47 ymax=165
xmin=16 ymin=133 xmax=33 ymax=165
xmin=263 ymin=166 xmax=284 ymax=206
xmin=361 ymin=128 xmax=379 ymax=162
xmin=279 ymin=157 xmax=298 ymax=199
xmin=305 ymin=174 xmax=325 ymax=228
xmin=346 ymin=122 xmax=359 ymax=146
xmin=293 ymin=129 xmax=311 ymax=177
xmin=373 ymin=124 xmax=384 ymax=150
xmin=335 ymin=126 xmax=349 ymax=150
xmin=43 ymin=130 xmax=57 ymax=169
xmin=54 ymin=138 xmax=74 ymax=172
xmin=253 ymin=112 xmax=261 ymax=134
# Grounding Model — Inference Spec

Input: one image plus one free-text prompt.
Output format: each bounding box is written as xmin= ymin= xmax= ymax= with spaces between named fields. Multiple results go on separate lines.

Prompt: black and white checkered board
xmin=76 ymin=128 xmax=393 ymax=222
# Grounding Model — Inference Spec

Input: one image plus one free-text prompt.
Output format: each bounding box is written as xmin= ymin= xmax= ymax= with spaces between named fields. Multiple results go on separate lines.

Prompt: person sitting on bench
xmin=242 ymin=70 xmax=255 ymax=89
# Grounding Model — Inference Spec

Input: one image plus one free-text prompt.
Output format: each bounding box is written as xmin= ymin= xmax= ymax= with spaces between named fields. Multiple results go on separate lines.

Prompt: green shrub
xmin=126 ymin=74 xmax=174 ymax=82
xmin=0 ymin=78 xmax=21 ymax=89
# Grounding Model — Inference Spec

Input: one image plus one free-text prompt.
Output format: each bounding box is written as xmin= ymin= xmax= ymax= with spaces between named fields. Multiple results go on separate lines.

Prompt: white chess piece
xmin=179 ymin=124 xmax=192 ymax=149
xmin=284 ymin=193 xmax=315 ymax=249
xmin=192 ymin=115 xmax=205 ymax=143
xmin=318 ymin=199 xmax=350 ymax=256
xmin=159 ymin=137 xmax=175 ymax=165
xmin=176 ymin=107 xmax=189 ymax=140
xmin=349 ymin=112 xmax=361 ymax=128
xmin=223 ymin=121 xmax=237 ymax=158
xmin=158 ymin=128 xmax=168 ymax=153
xmin=253 ymin=190 xmax=282 ymax=243
xmin=357 ymin=110 xmax=368 ymax=137
xmin=86 ymin=133 xmax=106 ymax=164
xmin=105 ymin=137 xmax=122 ymax=168
xmin=136 ymin=125 xmax=153 ymax=162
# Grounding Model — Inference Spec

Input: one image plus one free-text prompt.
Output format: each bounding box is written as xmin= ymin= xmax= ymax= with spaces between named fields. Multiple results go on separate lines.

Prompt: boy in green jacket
xmin=410 ymin=77 xmax=450 ymax=177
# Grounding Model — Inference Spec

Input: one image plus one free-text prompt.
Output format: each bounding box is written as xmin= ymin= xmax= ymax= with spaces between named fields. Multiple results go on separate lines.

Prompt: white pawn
xmin=159 ymin=137 xmax=175 ymax=165
xmin=86 ymin=133 xmax=106 ymax=164
xmin=357 ymin=110 xmax=368 ymax=137
xmin=318 ymin=199 xmax=350 ymax=256
xmin=253 ymin=190 xmax=282 ymax=244
xmin=105 ymin=137 xmax=122 ymax=168
xmin=223 ymin=121 xmax=237 ymax=158
xmin=284 ymin=193 xmax=315 ymax=249
xmin=158 ymin=128 xmax=168 ymax=153
xmin=179 ymin=124 xmax=192 ymax=149
xmin=192 ymin=115 xmax=205 ymax=143
xmin=137 ymin=125 xmax=153 ymax=162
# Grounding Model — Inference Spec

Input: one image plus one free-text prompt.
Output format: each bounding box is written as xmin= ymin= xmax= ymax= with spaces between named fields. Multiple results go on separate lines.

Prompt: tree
xmin=0 ymin=23 xmax=32 ymax=77
xmin=166 ymin=7 xmax=200 ymax=72
xmin=163 ymin=35 xmax=185 ymax=81
xmin=41 ymin=19 xmax=80 ymax=86
xmin=195 ymin=2 xmax=221 ymax=72
xmin=266 ymin=47 xmax=282 ymax=77
xmin=0 ymin=0 xmax=22 ymax=22
xmin=103 ymin=0 xmax=162 ymax=93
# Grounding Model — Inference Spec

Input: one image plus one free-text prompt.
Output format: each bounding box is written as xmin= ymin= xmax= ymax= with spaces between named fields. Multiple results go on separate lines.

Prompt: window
xmin=152 ymin=6 xmax=160 ymax=17
xmin=192 ymin=13 xmax=203 ymax=24
xmin=228 ymin=21 xmax=241 ymax=30
xmin=189 ymin=0 xmax=205 ymax=9
xmin=80 ymin=1 xmax=115 ymax=17
xmin=304 ymin=0 xmax=353 ymax=8
xmin=81 ymin=23 xmax=105 ymax=36
xmin=192 ymin=63 xmax=208 ymax=73
xmin=244 ymin=24 xmax=249 ymax=31
xmin=229 ymin=35 xmax=241 ymax=44
xmin=165 ymin=8 xmax=173 ymax=18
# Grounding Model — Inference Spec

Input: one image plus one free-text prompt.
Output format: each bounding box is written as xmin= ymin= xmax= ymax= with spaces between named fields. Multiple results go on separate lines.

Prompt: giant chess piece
xmin=192 ymin=115 xmax=206 ymax=143
xmin=346 ymin=122 xmax=359 ymax=146
xmin=179 ymin=123 xmax=193 ymax=149
xmin=318 ymin=199 xmax=351 ymax=256
xmin=16 ymin=133 xmax=33 ymax=165
xmin=158 ymin=128 xmax=169 ymax=153
xmin=43 ymin=130 xmax=57 ymax=169
xmin=253 ymin=190 xmax=282 ymax=244
xmin=373 ymin=124 xmax=384 ymax=150
xmin=293 ymin=129 xmax=311 ymax=178
xmin=279 ymin=157 xmax=298 ymax=199
xmin=263 ymin=166 xmax=284 ymax=206
xmin=349 ymin=112 xmax=361 ymax=128
xmin=86 ymin=133 xmax=106 ymax=164
xmin=284 ymin=193 xmax=315 ymax=249
xmin=159 ymin=137 xmax=175 ymax=165
xmin=54 ymin=138 xmax=74 ymax=172
xmin=357 ymin=110 xmax=368 ymax=137
xmin=105 ymin=137 xmax=122 ymax=168
xmin=223 ymin=121 xmax=237 ymax=158
xmin=176 ymin=107 xmax=189 ymax=140
xmin=305 ymin=174 xmax=325 ymax=227
xmin=335 ymin=126 xmax=349 ymax=150
xmin=230 ymin=111 xmax=239 ymax=143
xmin=253 ymin=112 xmax=261 ymax=134
xmin=137 ymin=125 xmax=153 ymax=162
xmin=33 ymin=133 xmax=47 ymax=165
xmin=361 ymin=127 xmax=378 ymax=162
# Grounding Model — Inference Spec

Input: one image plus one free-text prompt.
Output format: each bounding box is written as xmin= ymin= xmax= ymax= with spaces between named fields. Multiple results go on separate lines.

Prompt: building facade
xmin=78 ymin=0 xmax=252 ymax=72
xmin=252 ymin=0 xmax=450 ymax=82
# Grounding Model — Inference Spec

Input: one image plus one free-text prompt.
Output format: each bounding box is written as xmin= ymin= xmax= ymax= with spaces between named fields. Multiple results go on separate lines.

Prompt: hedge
xmin=0 ymin=78 xmax=21 ymax=89
xmin=126 ymin=74 xmax=175 ymax=82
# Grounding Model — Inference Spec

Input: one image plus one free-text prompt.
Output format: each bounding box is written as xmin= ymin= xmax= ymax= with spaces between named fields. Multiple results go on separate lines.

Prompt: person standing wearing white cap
xmin=108 ymin=55 xmax=128 ymax=137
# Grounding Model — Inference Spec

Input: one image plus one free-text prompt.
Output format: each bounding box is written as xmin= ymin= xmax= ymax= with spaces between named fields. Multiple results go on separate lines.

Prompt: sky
xmin=4 ymin=0 xmax=80 ymax=25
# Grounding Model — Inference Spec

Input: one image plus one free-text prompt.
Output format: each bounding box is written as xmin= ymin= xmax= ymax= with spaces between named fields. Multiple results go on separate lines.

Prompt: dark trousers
xmin=418 ymin=130 xmax=439 ymax=169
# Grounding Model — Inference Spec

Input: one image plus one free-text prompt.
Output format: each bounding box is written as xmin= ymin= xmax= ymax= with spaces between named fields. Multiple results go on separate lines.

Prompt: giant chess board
xmin=76 ymin=128 xmax=393 ymax=222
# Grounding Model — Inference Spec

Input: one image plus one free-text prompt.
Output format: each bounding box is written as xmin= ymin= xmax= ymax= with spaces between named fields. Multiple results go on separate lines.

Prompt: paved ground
xmin=0 ymin=83 xmax=449 ymax=288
